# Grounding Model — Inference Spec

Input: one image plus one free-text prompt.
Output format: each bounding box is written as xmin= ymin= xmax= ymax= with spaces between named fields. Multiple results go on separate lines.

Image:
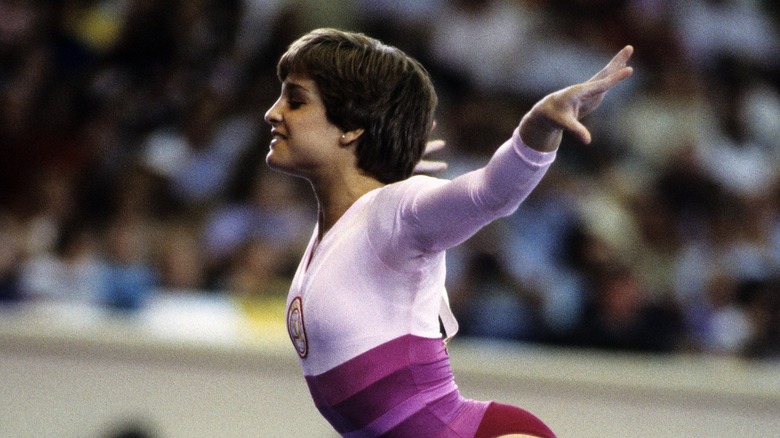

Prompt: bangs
xmin=277 ymin=43 xmax=323 ymax=81
xmin=277 ymin=31 xmax=377 ymax=81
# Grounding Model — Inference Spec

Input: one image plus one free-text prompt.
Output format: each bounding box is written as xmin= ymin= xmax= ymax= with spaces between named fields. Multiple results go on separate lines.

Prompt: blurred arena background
xmin=1 ymin=1 xmax=779 ymax=437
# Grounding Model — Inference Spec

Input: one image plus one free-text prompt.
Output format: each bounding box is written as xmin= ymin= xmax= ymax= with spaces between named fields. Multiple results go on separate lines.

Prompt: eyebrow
xmin=283 ymin=81 xmax=312 ymax=97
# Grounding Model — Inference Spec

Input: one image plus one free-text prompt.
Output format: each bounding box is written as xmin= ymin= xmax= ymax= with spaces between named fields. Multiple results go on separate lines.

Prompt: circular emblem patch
xmin=287 ymin=296 xmax=308 ymax=358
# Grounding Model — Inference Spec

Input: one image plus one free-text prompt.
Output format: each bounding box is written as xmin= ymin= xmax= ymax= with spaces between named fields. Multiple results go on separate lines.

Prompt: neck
xmin=311 ymin=172 xmax=385 ymax=238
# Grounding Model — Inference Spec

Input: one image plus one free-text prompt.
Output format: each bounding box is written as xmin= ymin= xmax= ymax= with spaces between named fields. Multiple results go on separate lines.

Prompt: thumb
xmin=568 ymin=119 xmax=592 ymax=144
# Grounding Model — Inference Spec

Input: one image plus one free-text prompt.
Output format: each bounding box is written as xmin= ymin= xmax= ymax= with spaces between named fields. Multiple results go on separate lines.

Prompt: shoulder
xmin=381 ymin=175 xmax=448 ymax=200
xmin=368 ymin=175 xmax=448 ymax=218
xmin=393 ymin=174 xmax=448 ymax=189
xmin=365 ymin=176 xmax=448 ymax=257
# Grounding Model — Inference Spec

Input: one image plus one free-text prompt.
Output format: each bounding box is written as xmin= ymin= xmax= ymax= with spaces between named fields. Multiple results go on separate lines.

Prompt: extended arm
xmin=405 ymin=46 xmax=635 ymax=253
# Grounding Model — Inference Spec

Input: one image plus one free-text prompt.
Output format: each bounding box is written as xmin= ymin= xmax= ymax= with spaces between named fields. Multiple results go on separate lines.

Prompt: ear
xmin=339 ymin=128 xmax=364 ymax=146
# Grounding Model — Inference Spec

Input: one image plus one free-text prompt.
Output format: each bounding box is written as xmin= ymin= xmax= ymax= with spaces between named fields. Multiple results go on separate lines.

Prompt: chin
xmin=266 ymin=153 xmax=305 ymax=179
xmin=265 ymin=152 xmax=286 ymax=172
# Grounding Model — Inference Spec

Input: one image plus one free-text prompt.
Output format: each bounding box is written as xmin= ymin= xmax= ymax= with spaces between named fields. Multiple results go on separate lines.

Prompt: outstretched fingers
xmin=518 ymin=45 xmax=635 ymax=151
xmin=424 ymin=139 xmax=446 ymax=155
xmin=574 ymin=48 xmax=634 ymax=118
xmin=582 ymin=65 xmax=633 ymax=98
xmin=414 ymin=139 xmax=448 ymax=174
xmin=589 ymin=45 xmax=634 ymax=82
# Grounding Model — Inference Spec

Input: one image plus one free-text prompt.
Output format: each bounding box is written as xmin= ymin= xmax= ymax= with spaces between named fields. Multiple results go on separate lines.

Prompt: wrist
xmin=518 ymin=114 xmax=562 ymax=152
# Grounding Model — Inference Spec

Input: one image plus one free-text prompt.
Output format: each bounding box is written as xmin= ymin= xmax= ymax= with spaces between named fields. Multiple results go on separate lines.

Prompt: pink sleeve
xmin=405 ymin=128 xmax=556 ymax=253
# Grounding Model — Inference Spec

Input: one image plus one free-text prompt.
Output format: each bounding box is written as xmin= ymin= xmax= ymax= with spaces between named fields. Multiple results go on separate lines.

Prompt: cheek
xmin=294 ymin=122 xmax=338 ymax=151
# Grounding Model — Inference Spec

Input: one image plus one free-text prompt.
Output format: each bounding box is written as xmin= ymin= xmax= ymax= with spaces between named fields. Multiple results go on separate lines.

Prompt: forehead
xmin=282 ymin=74 xmax=319 ymax=95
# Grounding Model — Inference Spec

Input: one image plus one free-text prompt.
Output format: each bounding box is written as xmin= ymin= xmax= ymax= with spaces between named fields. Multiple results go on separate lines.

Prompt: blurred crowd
xmin=1 ymin=0 xmax=779 ymax=360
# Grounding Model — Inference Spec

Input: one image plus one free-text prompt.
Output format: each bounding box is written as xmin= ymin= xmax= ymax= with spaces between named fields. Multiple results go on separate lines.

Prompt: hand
xmin=414 ymin=139 xmax=448 ymax=174
xmin=519 ymin=45 xmax=634 ymax=152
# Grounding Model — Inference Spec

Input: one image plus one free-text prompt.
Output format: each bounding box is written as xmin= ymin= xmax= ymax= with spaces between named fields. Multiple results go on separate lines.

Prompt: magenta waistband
xmin=304 ymin=334 xmax=458 ymax=435
xmin=343 ymin=378 xmax=457 ymax=437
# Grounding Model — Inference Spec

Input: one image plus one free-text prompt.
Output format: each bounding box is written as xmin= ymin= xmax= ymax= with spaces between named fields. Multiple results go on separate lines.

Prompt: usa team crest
xmin=287 ymin=296 xmax=308 ymax=358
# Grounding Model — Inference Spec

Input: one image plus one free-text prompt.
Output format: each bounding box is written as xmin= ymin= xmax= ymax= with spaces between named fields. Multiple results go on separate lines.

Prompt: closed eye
xmin=282 ymin=81 xmax=311 ymax=110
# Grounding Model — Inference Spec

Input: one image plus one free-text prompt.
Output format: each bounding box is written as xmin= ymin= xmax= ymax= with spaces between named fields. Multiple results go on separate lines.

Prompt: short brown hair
xmin=277 ymin=28 xmax=437 ymax=183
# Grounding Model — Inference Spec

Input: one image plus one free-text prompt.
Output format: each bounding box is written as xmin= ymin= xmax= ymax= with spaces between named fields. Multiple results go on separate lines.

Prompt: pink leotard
xmin=285 ymin=128 xmax=556 ymax=437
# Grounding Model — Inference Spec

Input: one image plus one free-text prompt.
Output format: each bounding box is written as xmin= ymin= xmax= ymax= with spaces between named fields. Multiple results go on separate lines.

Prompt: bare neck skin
xmin=309 ymin=160 xmax=385 ymax=240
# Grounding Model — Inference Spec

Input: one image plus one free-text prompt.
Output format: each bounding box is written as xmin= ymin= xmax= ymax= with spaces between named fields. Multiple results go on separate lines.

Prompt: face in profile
xmin=264 ymin=74 xmax=344 ymax=179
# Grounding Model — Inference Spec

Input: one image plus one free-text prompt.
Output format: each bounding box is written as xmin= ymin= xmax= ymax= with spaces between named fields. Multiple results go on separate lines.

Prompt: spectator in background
xmin=574 ymin=266 xmax=683 ymax=353
xmin=0 ymin=213 xmax=23 ymax=304
xmin=19 ymin=220 xmax=105 ymax=306
xmin=426 ymin=0 xmax=531 ymax=94
xmin=154 ymin=220 xmax=207 ymax=291
xmin=140 ymin=90 xmax=257 ymax=209
xmin=741 ymin=278 xmax=780 ymax=359
xmin=202 ymin=168 xmax=313 ymax=287
xmin=501 ymin=172 xmax=588 ymax=337
xmin=452 ymin=250 xmax=544 ymax=342
xmin=675 ymin=0 xmax=780 ymax=72
xmin=224 ymin=238 xmax=289 ymax=299
xmin=101 ymin=214 xmax=156 ymax=312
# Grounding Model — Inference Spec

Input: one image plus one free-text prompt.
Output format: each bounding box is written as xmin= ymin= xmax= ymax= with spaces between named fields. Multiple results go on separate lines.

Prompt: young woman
xmin=264 ymin=28 xmax=633 ymax=438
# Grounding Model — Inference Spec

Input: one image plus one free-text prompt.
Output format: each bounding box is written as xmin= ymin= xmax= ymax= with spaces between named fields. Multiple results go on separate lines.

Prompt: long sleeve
xmin=406 ymin=127 xmax=556 ymax=253
xmin=366 ymin=128 xmax=556 ymax=275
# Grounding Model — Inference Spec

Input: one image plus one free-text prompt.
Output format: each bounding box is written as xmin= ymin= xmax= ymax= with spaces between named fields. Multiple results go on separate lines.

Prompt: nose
xmin=264 ymin=97 xmax=282 ymax=125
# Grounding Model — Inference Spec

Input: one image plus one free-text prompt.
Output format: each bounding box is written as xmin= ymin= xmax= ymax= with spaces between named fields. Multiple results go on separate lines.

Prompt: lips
xmin=271 ymin=129 xmax=287 ymax=140
xmin=269 ymin=129 xmax=287 ymax=149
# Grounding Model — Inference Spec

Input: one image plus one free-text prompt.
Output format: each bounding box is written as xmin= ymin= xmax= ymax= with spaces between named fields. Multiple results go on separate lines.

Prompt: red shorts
xmin=474 ymin=402 xmax=556 ymax=438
